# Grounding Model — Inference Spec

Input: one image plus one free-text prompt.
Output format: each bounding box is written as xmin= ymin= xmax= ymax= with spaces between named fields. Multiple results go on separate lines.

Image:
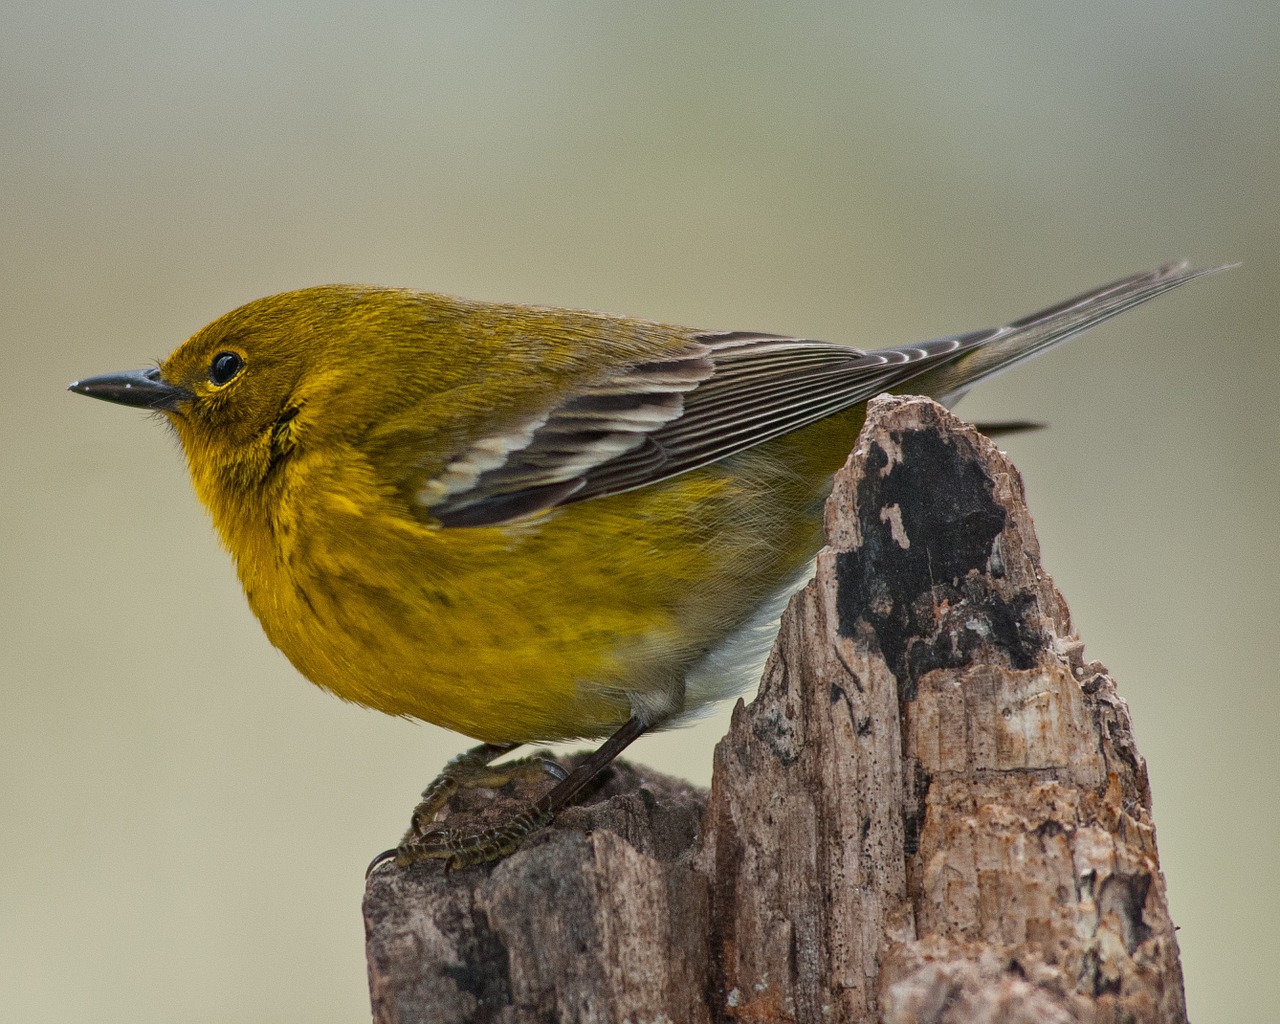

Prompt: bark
xmin=364 ymin=395 xmax=1187 ymax=1024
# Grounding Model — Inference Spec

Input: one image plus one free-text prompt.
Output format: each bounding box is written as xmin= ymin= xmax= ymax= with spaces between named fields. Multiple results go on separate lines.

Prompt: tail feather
xmin=910 ymin=261 xmax=1235 ymax=407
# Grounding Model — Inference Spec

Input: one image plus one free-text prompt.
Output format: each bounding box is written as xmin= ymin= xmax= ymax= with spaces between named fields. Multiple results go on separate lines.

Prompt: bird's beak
xmin=68 ymin=367 xmax=193 ymax=412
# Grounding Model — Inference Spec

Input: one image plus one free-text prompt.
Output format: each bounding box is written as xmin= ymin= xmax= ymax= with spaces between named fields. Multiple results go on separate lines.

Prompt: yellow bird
xmin=70 ymin=261 xmax=1224 ymax=868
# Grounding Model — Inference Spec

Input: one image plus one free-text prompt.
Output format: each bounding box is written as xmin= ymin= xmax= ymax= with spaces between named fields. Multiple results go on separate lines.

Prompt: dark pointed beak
xmin=68 ymin=367 xmax=193 ymax=412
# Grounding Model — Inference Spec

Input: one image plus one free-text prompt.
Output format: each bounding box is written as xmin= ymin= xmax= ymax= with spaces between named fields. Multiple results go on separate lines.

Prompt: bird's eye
xmin=209 ymin=351 xmax=244 ymax=386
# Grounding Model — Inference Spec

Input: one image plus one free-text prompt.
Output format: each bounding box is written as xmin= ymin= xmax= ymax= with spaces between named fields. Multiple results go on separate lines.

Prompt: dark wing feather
xmin=565 ymin=332 xmax=977 ymax=504
xmin=426 ymin=331 xmax=978 ymax=527
xmin=424 ymin=348 xmax=715 ymax=526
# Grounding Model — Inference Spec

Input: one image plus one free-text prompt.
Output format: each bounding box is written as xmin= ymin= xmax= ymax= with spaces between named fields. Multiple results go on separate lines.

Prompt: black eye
xmin=209 ymin=351 xmax=244 ymax=386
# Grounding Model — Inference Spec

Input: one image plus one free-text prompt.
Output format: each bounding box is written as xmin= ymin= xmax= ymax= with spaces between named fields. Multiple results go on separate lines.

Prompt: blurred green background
xmin=3 ymin=2 xmax=1275 ymax=1021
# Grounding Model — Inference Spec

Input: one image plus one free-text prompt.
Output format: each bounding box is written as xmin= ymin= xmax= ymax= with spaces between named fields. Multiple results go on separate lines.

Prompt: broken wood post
xmin=364 ymin=394 xmax=1189 ymax=1024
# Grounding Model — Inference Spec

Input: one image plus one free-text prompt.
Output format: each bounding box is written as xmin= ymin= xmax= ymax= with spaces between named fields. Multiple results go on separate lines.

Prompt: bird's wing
xmin=420 ymin=330 xmax=973 ymax=527
xmin=420 ymin=260 xmax=1225 ymax=528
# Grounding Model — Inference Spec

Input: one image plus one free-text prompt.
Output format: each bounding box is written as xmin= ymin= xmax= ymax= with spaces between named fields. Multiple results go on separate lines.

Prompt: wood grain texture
xmin=364 ymin=395 xmax=1187 ymax=1023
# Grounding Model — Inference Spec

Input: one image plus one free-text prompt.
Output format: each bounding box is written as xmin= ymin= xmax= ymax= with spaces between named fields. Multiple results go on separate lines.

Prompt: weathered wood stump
xmin=364 ymin=395 xmax=1187 ymax=1024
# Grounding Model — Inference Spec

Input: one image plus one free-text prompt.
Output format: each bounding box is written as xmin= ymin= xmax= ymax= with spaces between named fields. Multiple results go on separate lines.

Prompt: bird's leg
xmin=385 ymin=716 xmax=649 ymax=872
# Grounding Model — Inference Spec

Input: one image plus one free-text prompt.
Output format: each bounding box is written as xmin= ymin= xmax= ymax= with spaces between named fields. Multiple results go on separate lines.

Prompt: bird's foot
xmin=366 ymin=742 xmax=564 ymax=875
xmin=393 ymin=802 xmax=556 ymax=871
xmin=367 ymin=716 xmax=649 ymax=875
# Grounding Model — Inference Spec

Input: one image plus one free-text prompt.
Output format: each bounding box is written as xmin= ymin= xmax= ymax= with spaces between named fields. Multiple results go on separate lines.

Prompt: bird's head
xmin=77 ymin=294 xmax=311 ymax=497
xmin=69 ymin=286 xmax=467 ymax=502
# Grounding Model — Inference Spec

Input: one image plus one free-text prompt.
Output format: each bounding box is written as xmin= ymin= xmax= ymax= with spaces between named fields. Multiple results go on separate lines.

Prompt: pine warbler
xmin=70 ymin=261 xmax=1225 ymax=868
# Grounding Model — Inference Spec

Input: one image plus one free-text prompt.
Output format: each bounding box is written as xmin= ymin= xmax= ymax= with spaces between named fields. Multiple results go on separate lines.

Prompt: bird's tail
xmin=909 ymin=260 xmax=1235 ymax=407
